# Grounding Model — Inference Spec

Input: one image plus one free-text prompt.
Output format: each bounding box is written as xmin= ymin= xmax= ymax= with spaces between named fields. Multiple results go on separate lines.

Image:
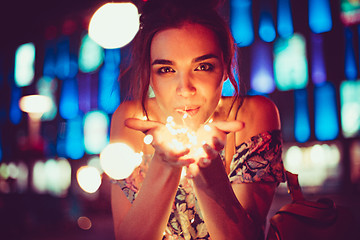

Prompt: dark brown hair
xmin=127 ymin=0 xmax=240 ymax=117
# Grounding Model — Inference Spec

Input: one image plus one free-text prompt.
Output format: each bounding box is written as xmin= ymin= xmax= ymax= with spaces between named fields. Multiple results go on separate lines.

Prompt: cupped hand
xmin=125 ymin=118 xmax=195 ymax=167
xmin=186 ymin=120 xmax=244 ymax=178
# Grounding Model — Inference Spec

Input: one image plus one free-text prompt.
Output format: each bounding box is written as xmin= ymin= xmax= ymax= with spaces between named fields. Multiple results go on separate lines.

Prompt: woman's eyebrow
xmin=151 ymin=54 xmax=219 ymax=65
xmin=151 ymin=59 xmax=173 ymax=65
xmin=194 ymin=54 xmax=220 ymax=62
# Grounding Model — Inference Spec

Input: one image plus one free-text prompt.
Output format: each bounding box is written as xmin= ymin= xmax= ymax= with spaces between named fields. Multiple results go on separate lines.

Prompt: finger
xmin=171 ymin=148 xmax=191 ymax=158
xmin=165 ymin=156 xmax=195 ymax=167
xmin=125 ymin=118 xmax=163 ymax=134
xmin=202 ymin=143 xmax=218 ymax=159
xmin=212 ymin=136 xmax=225 ymax=151
xmin=210 ymin=120 xmax=244 ymax=134
xmin=198 ymin=157 xmax=211 ymax=168
xmin=186 ymin=163 xmax=199 ymax=178
xmin=153 ymin=143 xmax=191 ymax=157
xmin=154 ymin=147 xmax=195 ymax=167
xmin=177 ymin=158 xmax=196 ymax=167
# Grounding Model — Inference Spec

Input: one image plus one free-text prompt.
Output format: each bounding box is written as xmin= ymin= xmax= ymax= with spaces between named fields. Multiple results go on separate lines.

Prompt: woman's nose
xmin=176 ymin=74 xmax=196 ymax=97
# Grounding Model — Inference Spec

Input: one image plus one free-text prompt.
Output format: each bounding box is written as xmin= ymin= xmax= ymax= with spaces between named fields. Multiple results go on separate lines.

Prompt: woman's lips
xmin=185 ymin=107 xmax=200 ymax=117
xmin=176 ymin=106 xmax=200 ymax=117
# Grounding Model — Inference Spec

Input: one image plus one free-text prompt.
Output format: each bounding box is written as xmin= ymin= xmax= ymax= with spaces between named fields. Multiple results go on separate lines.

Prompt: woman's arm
xmin=110 ymin=102 xmax=186 ymax=240
xmin=193 ymin=155 xmax=264 ymax=240
xmin=112 ymin=154 xmax=182 ymax=240
xmin=192 ymin=96 xmax=281 ymax=240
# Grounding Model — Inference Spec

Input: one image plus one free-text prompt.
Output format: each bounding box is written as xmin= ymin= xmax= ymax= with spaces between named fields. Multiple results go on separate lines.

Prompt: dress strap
xmin=225 ymin=97 xmax=243 ymax=172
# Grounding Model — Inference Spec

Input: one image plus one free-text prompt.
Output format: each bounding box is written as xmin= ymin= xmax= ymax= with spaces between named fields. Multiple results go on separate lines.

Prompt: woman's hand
xmin=125 ymin=118 xmax=195 ymax=167
xmin=186 ymin=120 xmax=244 ymax=180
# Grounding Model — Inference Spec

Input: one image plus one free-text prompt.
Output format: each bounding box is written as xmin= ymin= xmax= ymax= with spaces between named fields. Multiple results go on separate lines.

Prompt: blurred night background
xmin=1 ymin=0 xmax=360 ymax=239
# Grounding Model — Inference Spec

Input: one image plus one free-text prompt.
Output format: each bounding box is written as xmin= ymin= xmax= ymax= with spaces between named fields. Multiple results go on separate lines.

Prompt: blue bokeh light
xmin=314 ymin=82 xmax=339 ymax=141
xmin=9 ymin=84 xmax=22 ymax=125
xmin=43 ymin=42 xmax=56 ymax=78
xmin=309 ymin=0 xmax=332 ymax=33
xmin=55 ymin=37 xmax=78 ymax=80
xmin=98 ymin=49 xmax=121 ymax=114
xmin=230 ymin=0 xmax=254 ymax=47
xmin=250 ymin=41 xmax=275 ymax=93
xmin=259 ymin=11 xmax=276 ymax=42
xmin=277 ymin=0 xmax=293 ymax=38
xmin=345 ymin=27 xmax=357 ymax=80
xmin=311 ymin=34 xmax=326 ymax=85
xmin=65 ymin=116 xmax=85 ymax=160
xmin=294 ymin=89 xmax=310 ymax=143
xmin=59 ymin=78 xmax=79 ymax=119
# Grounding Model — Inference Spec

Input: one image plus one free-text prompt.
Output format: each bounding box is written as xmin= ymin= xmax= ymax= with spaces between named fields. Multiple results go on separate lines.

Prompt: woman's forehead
xmin=150 ymin=23 xmax=222 ymax=60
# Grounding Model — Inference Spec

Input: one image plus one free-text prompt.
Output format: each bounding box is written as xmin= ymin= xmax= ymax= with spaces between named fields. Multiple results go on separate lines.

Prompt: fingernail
xmin=199 ymin=158 xmax=211 ymax=168
xmin=202 ymin=158 xmax=210 ymax=164
xmin=203 ymin=144 xmax=211 ymax=150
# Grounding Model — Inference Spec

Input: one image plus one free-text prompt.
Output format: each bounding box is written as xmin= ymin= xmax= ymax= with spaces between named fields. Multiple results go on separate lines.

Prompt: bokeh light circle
xmin=88 ymin=3 xmax=140 ymax=49
xmin=100 ymin=143 xmax=142 ymax=180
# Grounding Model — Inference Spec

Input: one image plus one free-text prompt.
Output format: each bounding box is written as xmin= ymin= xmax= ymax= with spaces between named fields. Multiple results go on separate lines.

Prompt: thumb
xmin=209 ymin=120 xmax=244 ymax=134
xmin=125 ymin=118 xmax=163 ymax=134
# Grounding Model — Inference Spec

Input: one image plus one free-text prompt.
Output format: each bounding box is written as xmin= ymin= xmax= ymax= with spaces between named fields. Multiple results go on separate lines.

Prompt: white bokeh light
xmin=84 ymin=110 xmax=109 ymax=154
xmin=88 ymin=2 xmax=140 ymax=49
xmin=77 ymin=166 xmax=102 ymax=194
xmin=284 ymin=146 xmax=303 ymax=174
xmin=19 ymin=95 xmax=52 ymax=115
xmin=100 ymin=143 xmax=142 ymax=180
xmin=32 ymin=161 xmax=47 ymax=194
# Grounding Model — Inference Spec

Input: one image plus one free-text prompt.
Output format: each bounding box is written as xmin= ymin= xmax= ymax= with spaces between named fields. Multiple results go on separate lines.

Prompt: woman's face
xmin=150 ymin=23 xmax=226 ymax=130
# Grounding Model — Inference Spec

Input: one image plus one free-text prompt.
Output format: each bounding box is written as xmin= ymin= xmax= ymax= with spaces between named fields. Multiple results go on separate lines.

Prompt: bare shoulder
xmin=236 ymin=95 xmax=281 ymax=140
xmin=111 ymin=100 xmax=142 ymax=121
xmin=110 ymin=100 xmax=145 ymax=152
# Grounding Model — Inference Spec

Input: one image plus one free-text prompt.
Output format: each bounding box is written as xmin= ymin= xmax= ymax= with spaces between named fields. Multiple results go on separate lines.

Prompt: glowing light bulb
xmin=100 ymin=143 xmax=142 ymax=180
xmin=167 ymin=116 xmax=174 ymax=122
xmin=204 ymin=124 xmax=211 ymax=132
xmin=144 ymin=134 xmax=153 ymax=145
xmin=88 ymin=3 xmax=140 ymax=49
xmin=162 ymin=116 xmax=213 ymax=160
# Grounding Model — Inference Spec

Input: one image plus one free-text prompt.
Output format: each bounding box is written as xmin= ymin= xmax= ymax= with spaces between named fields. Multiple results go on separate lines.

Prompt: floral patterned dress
xmin=113 ymin=129 xmax=286 ymax=240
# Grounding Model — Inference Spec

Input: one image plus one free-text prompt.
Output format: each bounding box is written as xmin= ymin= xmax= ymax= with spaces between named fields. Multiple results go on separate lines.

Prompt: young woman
xmin=110 ymin=0 xmax=286 ymax=239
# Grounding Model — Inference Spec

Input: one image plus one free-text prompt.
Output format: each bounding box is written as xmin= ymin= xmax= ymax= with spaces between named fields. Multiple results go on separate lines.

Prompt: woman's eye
xmin=195 ymin=63 xmax=214 ymax=71
xmin=157 ymin=67 xmax=175 ymax=74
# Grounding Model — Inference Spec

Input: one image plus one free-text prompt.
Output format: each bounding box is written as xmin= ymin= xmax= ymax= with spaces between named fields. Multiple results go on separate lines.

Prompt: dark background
xmin=1 ymin=0 xmax=359 ymax=239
